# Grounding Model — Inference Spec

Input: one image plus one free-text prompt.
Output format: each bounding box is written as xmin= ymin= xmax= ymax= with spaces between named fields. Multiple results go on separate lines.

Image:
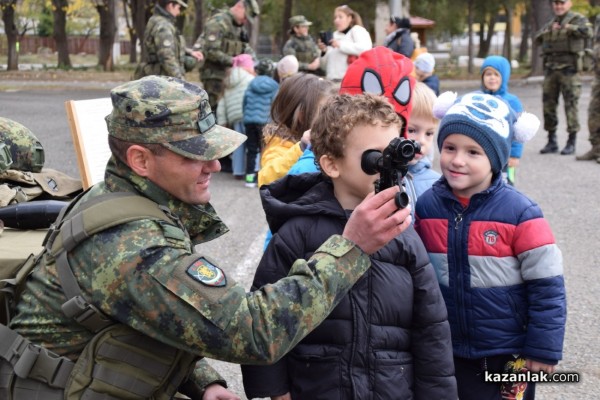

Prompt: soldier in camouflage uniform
xmin=577 ymin=15 xmax=600 ymax=163
xmin=194 ymin=0 xmax=258 ymax=109
xmin=535 ymin=0 xmax=593 ymax=156
xmin=134 ymin=0 xmax=203 ymax=80
xmin=282 ymin=15 xmax=321 ymax=74
xmin=1 ymin=76 xmax=412 ymax=399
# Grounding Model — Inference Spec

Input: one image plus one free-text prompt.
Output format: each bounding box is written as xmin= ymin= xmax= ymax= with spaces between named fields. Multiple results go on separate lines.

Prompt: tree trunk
xmin=518 ymin=4 xmax=530 ymax=63
xmin=478 ymin=14 xmax=498 ymax=58
xmin=52 ymin=0 xmax=71 ymax=68
xmin=281 ymin=0 xmax=293 ymax=51
xmin=248 ymin=0 xmax=262 ymax=51
xmin=502 ymin=3 xmax=513 ymax=60
xmin=467 ymin=0 xmax=474 ymax=74
xmin=135 ymin=0 xmax=152 ymax=61
xmin=97 ymin=0 xmax=116 ymax=71
xmin=123 ymin=0 xmax=137 ymax=63
xmin=530 ymin=0 xmax=553 ymax=76
xmin=1 ymin=0 xmax=19 ymax=70
xmin=194 ymin=0 xmax=203 ymax=43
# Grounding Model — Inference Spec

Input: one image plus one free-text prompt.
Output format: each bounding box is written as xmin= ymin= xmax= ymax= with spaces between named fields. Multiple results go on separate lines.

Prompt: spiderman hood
xmin=340 ymin=46 xmax=415 ymax=136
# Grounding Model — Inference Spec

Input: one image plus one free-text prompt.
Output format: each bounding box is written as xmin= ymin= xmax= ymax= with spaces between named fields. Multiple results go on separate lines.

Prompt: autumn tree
xmin=48 ymin=0 xmax=70 ymax=67
xmin=1 ymin=0 xmax=19 ymax=70
xmin=529 ymin=0 xmax=552 ymax=76
xmin=95 ymin=0 xmax=116 ymax=71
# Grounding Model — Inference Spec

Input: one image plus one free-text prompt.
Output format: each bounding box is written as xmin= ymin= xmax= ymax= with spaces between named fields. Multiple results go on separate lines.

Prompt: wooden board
xmin=65 ymin=98 xmax=113 ymax=189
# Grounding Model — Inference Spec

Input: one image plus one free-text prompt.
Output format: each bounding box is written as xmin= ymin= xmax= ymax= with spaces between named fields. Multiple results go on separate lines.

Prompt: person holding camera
xmin=241 ymin=93 xmax=456 ymax=400
xmin=415 ymin=92 xmax=566 ymax=400
xmin=282 ymin=15 xmax=321 ymax=74
xmin=317 ymin=5 xmax=372 ymax=81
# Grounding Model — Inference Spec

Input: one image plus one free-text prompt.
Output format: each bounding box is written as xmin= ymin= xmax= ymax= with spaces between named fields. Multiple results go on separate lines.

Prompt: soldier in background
xmin=536 ymin=0 xmax=592 ymax=156
xmin=1 ymin=76 xmax=412 ymax=399
xmin=282 ymin=15 xmax=321 ymax=75
xmin=577 ymin=15 xmax=600 ymax=163
xmin=134 ymin=0 xmax=203 ymax=80
xmin=195 ymin=0 xmax=259 ymax=109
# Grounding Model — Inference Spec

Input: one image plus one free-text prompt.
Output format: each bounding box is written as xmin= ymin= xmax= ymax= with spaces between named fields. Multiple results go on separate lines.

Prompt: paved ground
xmin=1 ymin=73 xmax=599 ymax=399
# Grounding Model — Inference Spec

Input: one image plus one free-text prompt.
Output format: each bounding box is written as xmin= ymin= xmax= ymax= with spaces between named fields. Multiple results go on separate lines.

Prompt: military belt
xmin=0 ymin=323 xmax=74 ymax=388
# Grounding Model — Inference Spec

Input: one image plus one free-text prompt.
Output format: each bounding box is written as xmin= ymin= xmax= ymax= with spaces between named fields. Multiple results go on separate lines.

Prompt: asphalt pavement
xmin=1 ymin=76 xmax=599 ymax=399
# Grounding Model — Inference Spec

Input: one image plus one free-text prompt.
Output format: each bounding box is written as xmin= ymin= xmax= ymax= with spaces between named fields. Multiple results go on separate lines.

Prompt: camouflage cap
xmin=172 ymin=0 xmax=188 ymax=8
xmin=0 ymin=117 xmax=45 ymax=173
xmin=245 ymin=0 xmax=260 ymax=18
xmin=105 ymin=76 xmax=246 ymax=161
xmin=289 ymin=15 xmax=312 ymax=27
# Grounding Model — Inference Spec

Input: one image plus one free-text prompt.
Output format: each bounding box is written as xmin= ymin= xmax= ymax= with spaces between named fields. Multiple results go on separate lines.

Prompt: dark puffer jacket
xmin=241 ymin=173 xmax=456 ymax=400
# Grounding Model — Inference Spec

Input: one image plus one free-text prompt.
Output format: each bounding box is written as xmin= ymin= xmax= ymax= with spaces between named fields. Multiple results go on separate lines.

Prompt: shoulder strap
xmin=48 ymin=192 xmax=177 ymax=333
xmin=0 ymin=192 xmax=179 ymax=389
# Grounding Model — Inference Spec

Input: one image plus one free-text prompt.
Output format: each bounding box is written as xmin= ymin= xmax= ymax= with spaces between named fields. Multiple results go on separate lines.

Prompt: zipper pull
xmin=455 ymin=213 xmax=463 ymax=230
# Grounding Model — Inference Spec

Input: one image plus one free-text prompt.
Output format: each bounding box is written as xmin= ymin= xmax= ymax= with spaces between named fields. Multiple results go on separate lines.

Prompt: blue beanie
xmin=436 ymin=92 xmax=516 ymax=174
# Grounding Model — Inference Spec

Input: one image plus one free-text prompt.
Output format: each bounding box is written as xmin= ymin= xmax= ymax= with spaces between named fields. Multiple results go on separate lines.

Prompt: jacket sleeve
xmin=515 ymin=206 xmax=566 ymax=364
xmin=189 ymin=358 xmax=227 ymax=393
xmin=87 ymin=219 xmax=371 ymax=366
xmin=203 ymin=18 xmax=234 ymax=67
xmin=241 ymin=228 xmax=305 ymax=398
xmin=154 ymin=22 xmax=183 ymax=78
xmin=258 ymin=140 xmax=303 ymax=187
xmin=566 ymin=14 xmax=593 ymax=39
xmin=407 ymin=234 xmax=457 ymax=399
xmin=338 ymin=25 xmax=373 ymax=56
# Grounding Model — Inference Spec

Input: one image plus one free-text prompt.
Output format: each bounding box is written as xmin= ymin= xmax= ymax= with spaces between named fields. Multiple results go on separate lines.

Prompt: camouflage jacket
xmin=282 ymin=35 xmax=320 ymax=71
xmin=535 ymin=11 xmax=593 ymax=70
xmin=9 ymin=156 xmax=371 ymax=390
xmin=138 ymin=4 xmax=185 ymax=79
xmin=196 ymin=9 xmax=254 ymax=81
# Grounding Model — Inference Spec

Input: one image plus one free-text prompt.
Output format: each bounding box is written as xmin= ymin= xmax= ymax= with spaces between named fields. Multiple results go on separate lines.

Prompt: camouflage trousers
xmin=542 ymin=68 xmax=581 ymax=134
xmin=587 ymin=75 xmax=600 ymax=146
xmin=201 ymin=78 xmax=225 ymax=110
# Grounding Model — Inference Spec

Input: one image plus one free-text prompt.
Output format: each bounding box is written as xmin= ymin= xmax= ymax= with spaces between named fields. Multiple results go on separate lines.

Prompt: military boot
xmin=540 ymin=132 xmax=558 ymax=154
xmin=560 ymin=133 xmax=576 ymax=155
xmin=576 ymin=144 xmax=600 ymax=161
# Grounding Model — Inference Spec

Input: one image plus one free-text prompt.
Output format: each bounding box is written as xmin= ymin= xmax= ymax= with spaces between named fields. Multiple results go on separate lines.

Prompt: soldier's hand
xmin=202 ymin=383 xmax=241 ymax=399
xmin=342 ymin=186 xmax=412 ymax=255
xmin=308 ymin=58 xmax=320 ymax=70
xmin=191 ymin=50 xmax=204 ymax=61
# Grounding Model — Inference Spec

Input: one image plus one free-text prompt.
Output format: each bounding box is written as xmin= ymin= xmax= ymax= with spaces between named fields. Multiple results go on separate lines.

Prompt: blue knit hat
xmin=433 ymin=91 xmax=539 ymax=174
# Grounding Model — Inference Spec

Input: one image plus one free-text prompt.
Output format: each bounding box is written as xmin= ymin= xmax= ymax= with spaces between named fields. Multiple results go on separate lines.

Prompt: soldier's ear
xmin=127 ymin=145 xmax=153 ymax=177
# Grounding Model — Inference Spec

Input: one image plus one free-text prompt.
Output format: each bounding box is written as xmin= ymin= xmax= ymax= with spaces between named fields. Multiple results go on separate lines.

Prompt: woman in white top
xmin=318 ymin=5 xmax=373 ymax=81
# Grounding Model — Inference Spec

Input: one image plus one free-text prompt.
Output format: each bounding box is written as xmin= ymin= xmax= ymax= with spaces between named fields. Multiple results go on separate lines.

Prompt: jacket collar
xmin=103 ymin=156 xmax=229 ymax=245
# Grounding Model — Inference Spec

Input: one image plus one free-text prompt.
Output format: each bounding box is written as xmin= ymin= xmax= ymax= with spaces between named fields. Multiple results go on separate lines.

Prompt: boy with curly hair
xmin=241 ymin=93 xmax=456 ymax=399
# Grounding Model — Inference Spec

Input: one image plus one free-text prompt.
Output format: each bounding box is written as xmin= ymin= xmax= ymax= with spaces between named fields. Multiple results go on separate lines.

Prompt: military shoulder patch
xmin=186 ymin=256 xmax=227 ymax=287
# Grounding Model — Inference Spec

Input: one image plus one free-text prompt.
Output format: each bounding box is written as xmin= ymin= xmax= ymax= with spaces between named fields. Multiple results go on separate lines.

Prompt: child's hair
xmin=411 ymin=82 xmax=439 ymax=125
xmin=311 ymin=93 xmax=401 ymax=164
xmin=265 ymin=73 xmax=335 ymax=144
xmin=335 ymin=5 xmax=363 ymax=28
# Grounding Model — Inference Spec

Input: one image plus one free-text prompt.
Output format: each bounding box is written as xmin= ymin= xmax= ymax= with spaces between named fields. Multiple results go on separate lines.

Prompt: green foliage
xmin=411 ymin=0 xmax=467 ymax=38
xmin=37 ymin=4 xmax=54 ymax=36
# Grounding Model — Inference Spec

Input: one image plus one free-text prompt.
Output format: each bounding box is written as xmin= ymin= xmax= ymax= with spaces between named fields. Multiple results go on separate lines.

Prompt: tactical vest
xmin=0 ymin=192 xmax=200 ymax=399
xmin=540 ymin=13 xmax=587 ymax=68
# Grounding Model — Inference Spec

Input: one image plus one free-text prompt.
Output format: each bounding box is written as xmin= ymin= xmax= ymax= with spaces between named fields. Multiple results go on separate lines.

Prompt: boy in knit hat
xmin=415 ymin=91 xmax=566 ymax=400
xmin=414 ymin=52 xmax=439 ymax=95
